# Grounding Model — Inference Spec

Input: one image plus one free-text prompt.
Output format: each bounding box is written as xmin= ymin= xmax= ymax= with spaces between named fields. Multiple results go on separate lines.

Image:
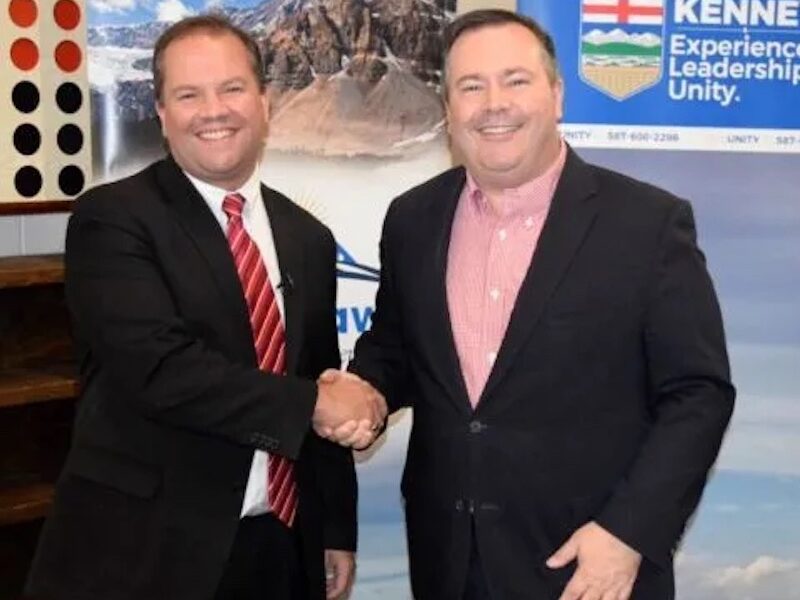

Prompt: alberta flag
xmin=582 ymin=0 xmax=664 ymax=25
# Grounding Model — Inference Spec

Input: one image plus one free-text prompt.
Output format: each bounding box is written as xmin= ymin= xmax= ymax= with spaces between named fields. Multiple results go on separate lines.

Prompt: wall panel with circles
xmin=1 ymin=0 xmax=91 ymax=206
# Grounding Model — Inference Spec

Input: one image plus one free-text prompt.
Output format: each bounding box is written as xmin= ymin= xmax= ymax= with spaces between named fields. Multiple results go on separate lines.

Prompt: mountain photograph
xmin=88 ymin=0 xmax=454 ymax=178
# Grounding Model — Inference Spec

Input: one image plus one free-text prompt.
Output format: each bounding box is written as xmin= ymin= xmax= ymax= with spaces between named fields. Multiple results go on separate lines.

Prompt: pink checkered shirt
xmin=446 ymin=142 xmax=567 ymax=406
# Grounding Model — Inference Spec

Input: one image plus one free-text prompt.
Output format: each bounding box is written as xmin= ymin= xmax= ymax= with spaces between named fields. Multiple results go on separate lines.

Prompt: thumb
xmin=546 ymin=533 xmax=579 ymax=569
xmin=318 ymin=368 xmax=341 ymax=384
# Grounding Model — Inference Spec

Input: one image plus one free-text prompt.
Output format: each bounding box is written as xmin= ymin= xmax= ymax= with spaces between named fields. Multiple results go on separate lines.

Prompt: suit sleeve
xmin=64 ymin=194 xmax=317 ymax=459
xmin=595 ymin=199 xmax=735 ymax=568
xmin=348 ymin=198 xmax=411 ymax=413
xmin=308 ymin=228 xmax=357 ymax=551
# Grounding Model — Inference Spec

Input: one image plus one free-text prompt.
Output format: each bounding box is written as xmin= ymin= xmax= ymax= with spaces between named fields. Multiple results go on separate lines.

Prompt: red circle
xmin=10 ymin=38 xmax=39 ymax=71
xmin=55 ymin=40 xmax=82 ymax=72
xmin=9 ymin=0 xmax=38 ymax=27
xmin=54 ymin=0 xmax=80 ymax=30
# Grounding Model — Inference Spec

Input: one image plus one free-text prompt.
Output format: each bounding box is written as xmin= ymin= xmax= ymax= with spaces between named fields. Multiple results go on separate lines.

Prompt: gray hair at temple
xmin=441 ymin=9 xmax=561 ymax=100
xmin=152 ymin=14 xmax=266 ymax=105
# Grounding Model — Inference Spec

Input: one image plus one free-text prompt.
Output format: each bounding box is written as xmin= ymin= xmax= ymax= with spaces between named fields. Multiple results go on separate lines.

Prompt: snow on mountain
xmin=582 ymin=28 xmax=661 ymax=47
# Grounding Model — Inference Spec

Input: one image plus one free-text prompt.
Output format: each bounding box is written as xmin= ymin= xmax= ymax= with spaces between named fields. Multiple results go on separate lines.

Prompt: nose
xmin=485 ymin=83 xmax=510 ymax=111
xmin=197 ymin=91 xmax=229 ymax=119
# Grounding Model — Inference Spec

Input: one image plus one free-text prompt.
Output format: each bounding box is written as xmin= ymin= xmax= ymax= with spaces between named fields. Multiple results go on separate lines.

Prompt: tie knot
xmin=222 ymin=193 xmax=245 ymax=220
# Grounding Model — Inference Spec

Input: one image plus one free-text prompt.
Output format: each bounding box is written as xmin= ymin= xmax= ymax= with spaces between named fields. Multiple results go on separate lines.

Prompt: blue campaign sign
xmin=517 ymin=0 xmax=800 ymax=152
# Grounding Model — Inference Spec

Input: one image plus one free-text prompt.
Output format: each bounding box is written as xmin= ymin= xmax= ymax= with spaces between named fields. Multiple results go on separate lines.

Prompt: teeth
xmin=480 ymin=126 xmax=517 ymax=134
xmin=197 ymin=129 xmax=234 ymax=140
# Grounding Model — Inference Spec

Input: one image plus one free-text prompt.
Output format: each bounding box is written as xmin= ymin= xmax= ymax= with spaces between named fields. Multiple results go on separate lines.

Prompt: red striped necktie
xmin=222 ymin=193 xmax=297 ymax=527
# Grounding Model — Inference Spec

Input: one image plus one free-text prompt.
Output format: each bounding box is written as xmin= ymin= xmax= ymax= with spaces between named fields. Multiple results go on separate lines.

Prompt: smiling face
xmin=445 ymin=22 xmax=564 ymax=193
xmin=155 ymin=31 xmax=268 ymax=191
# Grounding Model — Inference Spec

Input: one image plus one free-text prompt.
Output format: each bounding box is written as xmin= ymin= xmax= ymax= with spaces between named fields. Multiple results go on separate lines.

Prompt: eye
xmin=225 ymin=84 xmax=245 ymax=94
xmin=508 ymin=78 xmax=530 ymax=87
xmin=459 ymin=82 xmax=483 ymax=93
xmin=176 ymin=91 xmax=197 ymax=101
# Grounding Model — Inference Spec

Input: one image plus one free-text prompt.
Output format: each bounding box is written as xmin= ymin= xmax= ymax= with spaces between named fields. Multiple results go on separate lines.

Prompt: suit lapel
xmin=261 ymin=185 xmax=305 ymax=374
xmin=417 ymin=168 xmax=472 ymax=412
xmin=155 ymin=157 xmax=256 ymax=361
xmin=479 ymin=149 xmax=600 ymax=407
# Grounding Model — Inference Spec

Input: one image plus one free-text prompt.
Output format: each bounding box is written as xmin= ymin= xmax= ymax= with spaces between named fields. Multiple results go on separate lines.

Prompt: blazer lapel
xmin=261 ymin=185 xmax=305 ymax=374
xmin=479 ymin=149 xmax=600 ymax=406
xmin=417 ymin=168 xmax=472 ymax=412
xmin=155 ymin=157 xmax=256 ymax=361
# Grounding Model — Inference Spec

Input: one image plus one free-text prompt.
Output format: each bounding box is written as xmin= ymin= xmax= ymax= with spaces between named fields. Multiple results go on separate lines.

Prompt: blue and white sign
xmin=519 ymin=0 xmax=800 ymax=152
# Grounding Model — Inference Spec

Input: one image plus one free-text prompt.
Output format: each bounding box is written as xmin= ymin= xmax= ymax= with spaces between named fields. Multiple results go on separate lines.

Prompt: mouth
xmin=475 ymin=124 xmax=522 ymax=138
xmin=195 ymin=127 xmax=237 ymax=141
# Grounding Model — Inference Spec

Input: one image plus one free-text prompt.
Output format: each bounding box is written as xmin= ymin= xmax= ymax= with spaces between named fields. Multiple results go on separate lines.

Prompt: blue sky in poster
xmin=518 ymin=0 xmax=800 ymax=129
xmin=87 ymin=0 xmax=262 ymax=26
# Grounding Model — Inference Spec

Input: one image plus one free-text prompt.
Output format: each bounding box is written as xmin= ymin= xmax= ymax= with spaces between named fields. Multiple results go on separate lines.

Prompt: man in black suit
xmin=26 ymin=15 xmax=384 ymax=600
xmin=336 ymin=9 xmax=734 ymax=600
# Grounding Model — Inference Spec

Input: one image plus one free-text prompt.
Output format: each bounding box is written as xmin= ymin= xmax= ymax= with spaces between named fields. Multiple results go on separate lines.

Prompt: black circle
xmin=57 ymin=124 xmax=83 ymax=155
xmin=13 ymin=123 xmax=41 ymax=155
xmin=55 ymin=82 xmax=82 ymax=113
xmin=59 ymin=165 xmax=85 ymax=196
xmin=12 ymin=81 xmax=40 ymax=113
xmin=15 ymin=166 xmax=43 ymax=198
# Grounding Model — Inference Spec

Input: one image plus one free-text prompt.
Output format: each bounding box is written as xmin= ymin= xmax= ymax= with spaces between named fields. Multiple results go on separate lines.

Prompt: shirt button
xmin=524 ymin=217 xmax=535 ymax=229
xmin=498 ymin=229 xmax=507 ymax=241
xmin=487 ymin=352 xmax=497 ymax=365
xmin=489 ymin=288 xmax=500 ymax=301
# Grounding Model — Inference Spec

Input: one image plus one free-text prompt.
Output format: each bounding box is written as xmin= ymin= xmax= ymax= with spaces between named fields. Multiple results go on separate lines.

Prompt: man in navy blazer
xmin=336 ymin=9 xmax=734 ymax=600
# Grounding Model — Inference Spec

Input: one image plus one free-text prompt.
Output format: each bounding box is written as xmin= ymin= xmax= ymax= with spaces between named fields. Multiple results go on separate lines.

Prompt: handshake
xmin=312 ymin=369 xmax=388 ymax=450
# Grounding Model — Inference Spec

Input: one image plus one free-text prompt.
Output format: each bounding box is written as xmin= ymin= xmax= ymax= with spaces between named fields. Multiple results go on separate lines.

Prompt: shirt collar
xmin=464 ymin=139 xmax=567 ymax=219
xmin=184 ymin=167 xmax=263 ymax=218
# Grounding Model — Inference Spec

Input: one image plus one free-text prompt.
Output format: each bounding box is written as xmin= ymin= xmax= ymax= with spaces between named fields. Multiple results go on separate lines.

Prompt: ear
xmin=553 ymin=77 xmax=565 ymax=122
xmin=261 ymin=87 xmax=270 ymax=125
xmin=155 ymin=100 xmax=167 ymax=137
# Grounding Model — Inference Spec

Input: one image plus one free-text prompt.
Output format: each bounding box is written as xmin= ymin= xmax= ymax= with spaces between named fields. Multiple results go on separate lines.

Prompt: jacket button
xmin=455 ymin=500 xmax=464 ymax=512
xmin=469 ymin=420 xmax=486 ymax=434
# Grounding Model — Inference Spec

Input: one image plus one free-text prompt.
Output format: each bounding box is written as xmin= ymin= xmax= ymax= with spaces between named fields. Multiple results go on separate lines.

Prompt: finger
xmin=365 ymin=391 xmax=382 ymax=424
xmin=600 ymin=586 xmax=620 ymax=600
xmin=314 ymin=424 xmax=334 ymax=439
xmin=324 ymin=558 xmax=341 ymax=599
xmin=347 ymin=422 xmax=375 ymax=448
xmin=364 ymin=384 xmax=387 ymax=415
xmin=616 ymin=580 xmax=635 ymax=600
xmin=326 ymin=566 xmax=347 ymax=599
xmin=547 ymin=534 xmax=579 ymax=569
xmin=324 ymin=552 xmax=354 ymax=600
xmin=352 ymin=429 xmax=378 ymax=450
xmin=580 ymin=587 xmax=602 ymax=600
xmin=342 ymin=426 xmax=371 ymax=448
xmin=558 ymin=575 xmax=589 ymax=600
xmin=376 ymin=393 xmax=388 ymax=420
xmin=317 ymin=368 xmax=342 ymax=384
xmin=329 ymin=421 xmax=359 ymax=443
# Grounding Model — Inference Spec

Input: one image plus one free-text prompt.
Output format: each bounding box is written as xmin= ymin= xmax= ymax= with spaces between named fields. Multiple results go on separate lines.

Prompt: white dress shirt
xmin=185 ymin=168 xmax=285 ymax=518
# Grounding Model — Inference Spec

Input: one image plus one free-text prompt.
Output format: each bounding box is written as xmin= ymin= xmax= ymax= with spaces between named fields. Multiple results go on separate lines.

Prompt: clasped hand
xmin=313 ymin=369 xmax=387 ymax=449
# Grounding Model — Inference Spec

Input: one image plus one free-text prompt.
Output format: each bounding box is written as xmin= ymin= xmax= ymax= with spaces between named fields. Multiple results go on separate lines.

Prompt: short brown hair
xmin=442 ymin=9 xmax=560 ymax=97
xmin=152 ymin=14 xmax=265 ymax=104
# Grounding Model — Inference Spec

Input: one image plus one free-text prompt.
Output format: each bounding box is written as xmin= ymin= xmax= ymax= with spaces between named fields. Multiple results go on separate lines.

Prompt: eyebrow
xmin=454 ymin=67 xmax=534 ymax=85
xmin=168 ymin=77 xmax=249 ymax=95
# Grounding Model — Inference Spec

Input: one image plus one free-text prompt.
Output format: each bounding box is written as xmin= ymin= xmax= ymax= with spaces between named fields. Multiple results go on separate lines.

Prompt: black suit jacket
xmin=350 ymin=148 xmax=734 ymax=599
xmin=26 ymin=157 xmax=356 ymax=600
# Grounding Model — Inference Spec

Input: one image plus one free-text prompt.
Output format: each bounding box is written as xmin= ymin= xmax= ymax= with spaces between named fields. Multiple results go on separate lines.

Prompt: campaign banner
xmin=518 ymin=0 xmax=800 ymax=152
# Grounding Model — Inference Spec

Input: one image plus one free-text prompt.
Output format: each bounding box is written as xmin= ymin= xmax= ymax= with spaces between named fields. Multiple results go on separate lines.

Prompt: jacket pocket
xmin=66 ymin=444 xmax=161 ymax=498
